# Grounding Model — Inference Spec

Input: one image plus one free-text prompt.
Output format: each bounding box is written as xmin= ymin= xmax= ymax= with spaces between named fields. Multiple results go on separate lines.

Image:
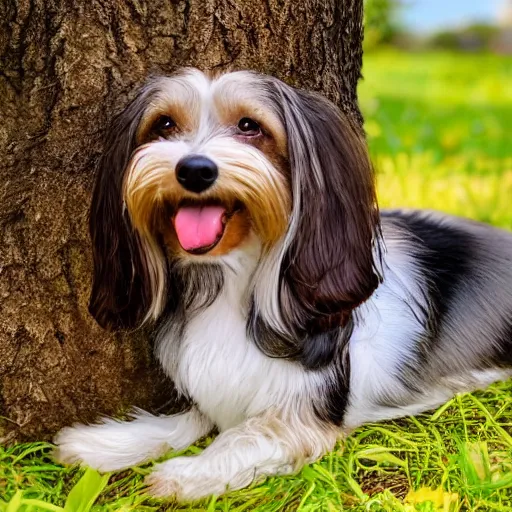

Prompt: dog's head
xmin=89 ymin=69 xmax=381 ymax=368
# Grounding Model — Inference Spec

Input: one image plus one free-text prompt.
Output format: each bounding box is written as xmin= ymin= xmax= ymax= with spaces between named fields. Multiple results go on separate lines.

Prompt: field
xmin=2 ymin=51 xmax=512 ymax=511
xmin=363 ymin=51 xmax=512 ymax=228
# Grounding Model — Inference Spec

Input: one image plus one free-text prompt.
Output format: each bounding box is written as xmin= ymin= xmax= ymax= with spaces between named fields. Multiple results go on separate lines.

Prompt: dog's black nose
xmin=175 ymin=155 xmax=218 ymax=194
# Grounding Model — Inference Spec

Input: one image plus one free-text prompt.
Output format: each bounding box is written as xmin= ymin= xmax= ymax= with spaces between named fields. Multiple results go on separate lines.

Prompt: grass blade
xmin=63 ymin=469 xmax=110 ymax=512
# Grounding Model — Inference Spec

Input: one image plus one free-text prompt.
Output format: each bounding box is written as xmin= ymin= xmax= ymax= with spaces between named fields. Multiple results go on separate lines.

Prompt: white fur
xmin=344 ymin=234 xmax=433 ymax=427
xmin=54 ymin=408 xmax=212 ymax=472
xmin=146 ymin=414 xmax=336 ymax=501
xmin=344 ymin=231 xmax=512 ymax=427
xmin=157 ymin=235 xmax=327 ymax=431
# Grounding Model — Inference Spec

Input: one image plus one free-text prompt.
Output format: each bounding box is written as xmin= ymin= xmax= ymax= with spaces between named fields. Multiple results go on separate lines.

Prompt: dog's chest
xmin=159 ymin=288 xmax=307 ymax=431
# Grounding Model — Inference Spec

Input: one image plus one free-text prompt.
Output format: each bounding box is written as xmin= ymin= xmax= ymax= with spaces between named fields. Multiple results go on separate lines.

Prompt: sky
xmin=401 ymin=0 xmax=504 ymax=33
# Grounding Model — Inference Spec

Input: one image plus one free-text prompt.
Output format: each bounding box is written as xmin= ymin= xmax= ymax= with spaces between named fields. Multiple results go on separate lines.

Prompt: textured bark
xmin=0 ymin=0 xmax=365 ymax=441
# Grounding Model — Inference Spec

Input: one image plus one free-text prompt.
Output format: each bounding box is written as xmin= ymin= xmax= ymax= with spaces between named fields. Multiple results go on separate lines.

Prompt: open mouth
xmin=172 ymin=200 xmax=242 ymax=255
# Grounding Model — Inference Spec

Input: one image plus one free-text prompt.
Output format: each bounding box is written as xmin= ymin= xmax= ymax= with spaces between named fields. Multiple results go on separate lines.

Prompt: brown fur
xmin=210 ymin=209 xmax=252 ymax=256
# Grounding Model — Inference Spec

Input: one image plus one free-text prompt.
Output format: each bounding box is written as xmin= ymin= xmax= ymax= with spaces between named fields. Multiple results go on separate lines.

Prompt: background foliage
xmin=363 ymin=50 xmax=512 ymax=229
xmin=363 ymin=0 xmax=402 ymax=49
xmin=364 ymin=0 xmax=511 ymax=52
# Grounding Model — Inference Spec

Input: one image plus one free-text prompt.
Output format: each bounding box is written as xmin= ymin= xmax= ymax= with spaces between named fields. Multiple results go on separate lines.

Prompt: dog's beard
xmin=170 ymin=262 xmax=225 ymax=314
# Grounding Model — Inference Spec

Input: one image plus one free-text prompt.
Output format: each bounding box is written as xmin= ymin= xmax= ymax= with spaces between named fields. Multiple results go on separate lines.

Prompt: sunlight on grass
xmin=376 ymin=153 xmax=512 ymax=229
xmin=1 ymin=50 xmax=511 ymax=511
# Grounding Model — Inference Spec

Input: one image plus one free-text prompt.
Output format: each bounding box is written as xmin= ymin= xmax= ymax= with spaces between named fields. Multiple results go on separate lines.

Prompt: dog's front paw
xmin=145 ymin=456 xmax=254 ymax=501
xmin=53 ymin=420 xmax=157 ymax=472
xmin=53 ymin=409 xmax=212 ymax=473
xmin=53 ymin=424 xmax=110 ymax=470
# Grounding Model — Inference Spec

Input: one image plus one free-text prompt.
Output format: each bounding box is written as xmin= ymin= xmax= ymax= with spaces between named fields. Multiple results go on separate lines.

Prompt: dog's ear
xmin=251 ymin=84 xmax=381 ymax=369
xmin=88 ymin=83 xmax=164 ymax=330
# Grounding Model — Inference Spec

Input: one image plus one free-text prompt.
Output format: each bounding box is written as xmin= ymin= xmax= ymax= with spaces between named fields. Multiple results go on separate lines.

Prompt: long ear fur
xmin=88 ymin=82 xmax=163 ymax=330
xmin=251 ymin=82 xmax=381 ymax=369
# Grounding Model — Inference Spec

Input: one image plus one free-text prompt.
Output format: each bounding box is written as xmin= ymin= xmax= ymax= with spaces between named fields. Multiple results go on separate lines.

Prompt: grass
xmin=2 ymin=50 xmax=512 ymax=511
xmin=360 ymin=50 xmax=512 ymax=228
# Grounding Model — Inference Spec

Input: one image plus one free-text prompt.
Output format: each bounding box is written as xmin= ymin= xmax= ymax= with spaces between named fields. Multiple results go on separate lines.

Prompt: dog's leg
xmin=145 ymin=412 xmax=338 ymax=501
xmin=53 ymin=407 xmax=213 ymax=472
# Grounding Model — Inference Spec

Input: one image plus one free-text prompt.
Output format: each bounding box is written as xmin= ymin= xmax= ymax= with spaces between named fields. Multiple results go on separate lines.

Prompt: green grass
xmin=2 ymin=50 xmax=512 ymax=511
xmin=360 ymin=50 xmax=512 ymax=229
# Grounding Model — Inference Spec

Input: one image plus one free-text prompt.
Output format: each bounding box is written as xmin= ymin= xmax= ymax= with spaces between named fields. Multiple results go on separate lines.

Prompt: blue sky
xmin=401 ymin=0 xmax=503 ymax=33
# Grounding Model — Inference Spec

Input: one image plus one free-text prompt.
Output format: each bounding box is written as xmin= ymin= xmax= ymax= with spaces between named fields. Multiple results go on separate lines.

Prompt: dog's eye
xmin=237 ymin=117 xmax=260 ymax=135
xmin=153 ymin=115 xmax=177 ymax=136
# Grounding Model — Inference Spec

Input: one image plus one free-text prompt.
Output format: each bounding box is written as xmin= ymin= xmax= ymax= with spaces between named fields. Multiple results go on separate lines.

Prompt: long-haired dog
xmin=54 ymin=69 xmax=512 ymax=501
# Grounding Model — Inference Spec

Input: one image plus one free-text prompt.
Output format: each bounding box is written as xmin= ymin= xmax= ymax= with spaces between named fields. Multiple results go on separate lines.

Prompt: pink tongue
xmin=174 ymin=205 xmax=226 ymax=251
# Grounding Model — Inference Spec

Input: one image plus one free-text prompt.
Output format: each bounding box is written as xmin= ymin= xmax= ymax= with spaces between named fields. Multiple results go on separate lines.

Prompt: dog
xmin=54 ymin=68 xmax=512 ymax=501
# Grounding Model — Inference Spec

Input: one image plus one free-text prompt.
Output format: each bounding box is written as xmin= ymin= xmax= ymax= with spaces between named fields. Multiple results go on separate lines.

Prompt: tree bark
xmin=0 ymin=0 xmax=365 ymax=441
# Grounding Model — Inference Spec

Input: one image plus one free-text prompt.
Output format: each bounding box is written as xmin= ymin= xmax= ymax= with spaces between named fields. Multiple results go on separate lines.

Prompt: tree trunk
xmin=0 ymin=0 xmax=365 ymax=441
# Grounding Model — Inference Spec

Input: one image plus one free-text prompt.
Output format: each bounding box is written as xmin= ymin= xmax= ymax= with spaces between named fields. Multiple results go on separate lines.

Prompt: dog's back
xmin=344 ymin=209 xmax=512 ymax=428
xmin=383 ymin=209 xmax=512 ymax=369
